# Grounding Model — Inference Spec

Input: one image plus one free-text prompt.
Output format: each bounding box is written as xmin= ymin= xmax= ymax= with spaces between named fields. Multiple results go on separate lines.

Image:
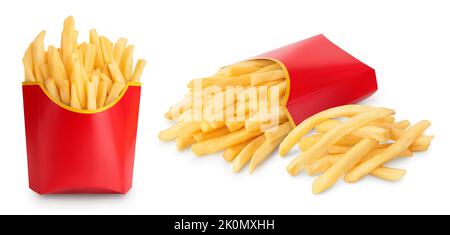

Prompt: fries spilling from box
xmin=22 ymin=17 xmax=146 ymax=194
xmin=159 ymin=35 xmax=433 ymax=194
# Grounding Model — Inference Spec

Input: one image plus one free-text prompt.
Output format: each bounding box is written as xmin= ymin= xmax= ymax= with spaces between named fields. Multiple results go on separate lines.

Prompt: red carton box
xmin=22 ymin=82 xmax=141 ymax=194
xmin=255 ymin=34 xmax=377 ymax=125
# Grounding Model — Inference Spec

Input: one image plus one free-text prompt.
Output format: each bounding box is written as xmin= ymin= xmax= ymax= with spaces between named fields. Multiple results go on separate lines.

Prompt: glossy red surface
xmin=22 ymin=85 xmax=141 ymax=194
xmin=258 ymin=34 xmax=377 ymax=125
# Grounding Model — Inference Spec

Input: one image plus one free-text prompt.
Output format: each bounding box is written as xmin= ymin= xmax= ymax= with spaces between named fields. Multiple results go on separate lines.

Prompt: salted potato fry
xmin=105 ymin=82 xmax=126 ymax=105
xmin=316 ymin=119 xmax=389 ymax=142
xmin=233 ymin=135 xmax=266 ymax=172
xmin=280 ymin=105 xmax=373 ymax=156
xmin=176 ymin=135 xmax=197 ymax=150
xmin=249 ymin=134 xmax=287 ymax=174
xmin=193 ymin=127 xmax=229 ymax=142
xmin=264 ymin=122 xmax=293 ymax=142
xmin=159 ymin=121 xmax=192 ymax=141
xmin=120 ymin=45 xmax=135 ymax=82
xmin=132 ymin=59 xmax=146 ymax=82
xmin=108 ymin=61 xmax=126 ymax=83
xmin=345 ymin=120 xmax=431 ymax=183
xmin=312 ymin=138 xmax=378 ymax=194
xmin=370 ymin=167 xmax=406 ymax=181
xmin=113 ymin=38 xmax=128 ymax=63
xmin=44 ymin=79 xmax=61 ymax=102
xmin=59 ymin=80 xmax=71 ymax=105
xmin=287 ymin=108 xmax=394 ymax=176
xmin=224 ymin=139 xmax=252 ymax=162
xmin=250 ymin=70 xmax=285 ymax=86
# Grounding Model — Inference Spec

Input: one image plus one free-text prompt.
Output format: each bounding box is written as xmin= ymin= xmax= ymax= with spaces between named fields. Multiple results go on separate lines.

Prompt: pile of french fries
xmin=160 ymin=59 xmax=292 ymax=173
xmin=280 ymin=105 xmax=434 ymax=194
xmin=23 ymin=16 xmax=146 ymax=110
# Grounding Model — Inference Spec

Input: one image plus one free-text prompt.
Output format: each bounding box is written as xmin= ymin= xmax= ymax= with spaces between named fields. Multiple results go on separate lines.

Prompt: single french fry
xmin=44 ymin=79 xmax=61 ymax=102
xmin=345 ymin=120 xmax=431 ymax=183
xmin=224 ymin=139 xmax=252 ymax=162
xmin=254 ymin=63 xmax=282 ymax=74
xmin=84 ymin=43 xmax=97 ymax=72
xmin=61 ymin=17 xmax=75 ymax=69
xmin=131 ymin=59 xmax=146 ymax=82
xmin=306 ymin=155 xmax=343 ymax=176
xmin=264 ymin=122 xmax=293 ymax=142
xmin=120 ymin=45 xmax=135 ymax=82
xmin=312 ymin=138 xmax=379 ymax=194
xmin=70 ymin=82 xmax=82 ymax=110
xmin=223 ymin=129 xmax=262 ymax=148
xmin=233 ymin=135 xmax=266 ymax=172
xmin=193 ymin=127 xmax=229 ymax=142
xmin=249 ymin=134 xmax=287 ymax=174
xmin=100 ymin=36 xmax=114 ymax=65
xmin=59 ymin=80 xmax=70 ymax=105
xmin=113 ymin=38 xmax=128 ymax=63
xmin=176 ymin=135 xmax=197 ymax=150
xmin=87 ymin=81 xmax=97 ymax=110
xmin=159 ymin=121 xmax=192 ymax=141
xmin=280 ymin=105 xmax=373 ymax=156
xmin=370 ymin=167 xmax=406 ymax=181
xmin=250 ymin=70 xmax=285 ymax=86
xmin=89 ymin=29 xmax=104 ymax=68
xmin=100 ymin=73 xmax=113 ymax=93
xmin=108 ymin=61 xmax=126 ymax=83
xmin=105 ymin=82 xmax=125 ymax=105
xmin=48 ymin=46 xmax=68 ymax=81
xmin=23 ymin=56 xmax=35 ymax=82
xmin=71 ymin=59 xmax=87 ymax=108
xmin=287 ymin=108 xmax=394 ymax=176
xmin=97 ymin=80 xmax=108 ymax=108
xmin=315 ymin=119 xmax=389 ymax=142
xmin=32 ymin=31 xmax=46 ymax=83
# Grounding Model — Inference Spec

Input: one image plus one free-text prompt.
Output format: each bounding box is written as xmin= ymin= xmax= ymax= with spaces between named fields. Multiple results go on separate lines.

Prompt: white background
xmin=0 ymin=0 xmax=449 ymax=215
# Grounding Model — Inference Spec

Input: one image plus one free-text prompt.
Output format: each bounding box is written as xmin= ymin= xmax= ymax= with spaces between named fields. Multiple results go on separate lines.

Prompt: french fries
xmin=281 ymin=105 xmax=433 ymax=194
xmin=160 ymin=59 xmax=293 ymax=173
xmin=22 ymin=16 xmax=146 ymax=111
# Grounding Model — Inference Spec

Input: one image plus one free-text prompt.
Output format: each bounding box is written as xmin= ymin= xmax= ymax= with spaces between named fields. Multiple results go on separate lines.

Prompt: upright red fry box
xmin=254 ymin=34 xmax=377 ymax=125
xmin=22 ymin=82 xmax=141 ymax=194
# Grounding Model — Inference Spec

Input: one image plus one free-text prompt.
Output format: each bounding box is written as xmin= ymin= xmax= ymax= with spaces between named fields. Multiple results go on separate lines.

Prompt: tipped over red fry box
xmin=160 ymin=34 xmax=378 ymax=174
xmin=22 ymin=17 xmax=146 ymax=194
xmin=256 ymin=34 xmax=377 ymax=125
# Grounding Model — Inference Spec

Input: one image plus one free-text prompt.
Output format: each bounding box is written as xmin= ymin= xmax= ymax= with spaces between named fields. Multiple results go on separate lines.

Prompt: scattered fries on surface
xmin=22 ymin=16 xmax=146 ymax=110
xmin=280 ymin=105 xmax=433 ymax=194
xmin=160 ymin=59 xmax=292 ymax=173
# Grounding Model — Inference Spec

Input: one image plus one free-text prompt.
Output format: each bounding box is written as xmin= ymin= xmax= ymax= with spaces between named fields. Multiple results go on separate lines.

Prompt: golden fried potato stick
xmin=193 ymin=127 xmax=229 ymax=142
xmin=100 ymin=36 xmax=114 ymax=65
xmin=132 ymin=59 xmax=147 ymax=82
xmin=280 ymin=105 xmax=373 ymax=157
xmin=59 ymin=80 xmax=71 ymax=105
xmin=113 ymin=38 xmax=128 ymax=63
xmin=108 ymin=61 xmax=126 ymax=83
xmin=287 ymin=108 xmax=394 ymax=176
xmin=233 ymin=135 xmax=266 ymax=172
xmin=299 ymin=133 xmax=365 ymax=151
xmin=312 ymin=138 xmax=378 ymax=194
xmin=249 ymin=134 xmax=287 ymax=174
xmin=97 ymin=80 xmax=108 ymax=108
xmin=410 ymin=136 xmax=434 ymax=152
xmin=176 ymin=135 xmax=197 ymax=150
xmin=315 ymin=119 xmax=389 ymax=142
xmin=32 ymin=31 xmax=46 ymax=83
xmin=345 ymin=120 xmax=431 ymax=183
xmin=89 ymin=29 xmax=104 ymax=68
xmin=265 ymin=122 xmax=293 ymax=142
xmin=70 ymin=82 xmax=82 ymax=110
xmin=223 ymin=139 xmax=252 ymax=162
xmin=120 ymin=45 xmax=135 ymax=82
xmin=48 ymin=46 xmax=68 ymax=81
xmin=87 ymin=81 xmax=97 ymax=110
xmin=23 ymin=54 xmax=35 ymax=82
xmin=250 ymin=70 xmax=285 ymax=86
xmin=370 ymin=167 xmax=406 ymax=181
xmin=71 ymin=59 xmax=87 ymax=108
xmin=84 ymin=43 xmax=97 ymax=72
xmin=306 ymin=154 xmax=343 ymax=176
xmin=44 ymin=79 xmax=61 ymax=102
xmin=222 ymin=129 xmax=262 ymax=148
xmin=159 ymin=121 xmax=192 ymax=141
xmin=105 ymin=82 xmax=125 ymax=105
